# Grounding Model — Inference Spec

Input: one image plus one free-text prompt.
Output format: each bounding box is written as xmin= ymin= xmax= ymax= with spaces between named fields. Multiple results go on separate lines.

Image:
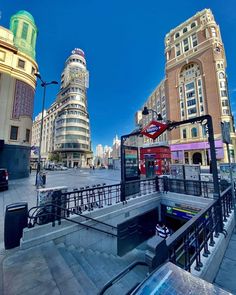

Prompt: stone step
xmin=69 ymin=248 xmax=110 ymax=289
xmin=3 ymin=245 xmax=59 ymax=295
xmin=41 ymin=242 xmax=85 ymax=295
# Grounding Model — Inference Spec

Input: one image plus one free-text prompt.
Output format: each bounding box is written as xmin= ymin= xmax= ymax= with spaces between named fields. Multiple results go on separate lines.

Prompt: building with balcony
xmin=0 ymin=10 xmax=38 ymax=179
xmin=136 ymin=9 xmax=236 ymax=165
xmin=31 ymin=48 xmax=92 ymax=168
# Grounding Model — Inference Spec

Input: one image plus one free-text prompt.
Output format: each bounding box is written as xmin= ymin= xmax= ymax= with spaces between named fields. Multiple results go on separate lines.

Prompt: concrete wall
xmin=21 ymin=193 xmax=161 ymax=254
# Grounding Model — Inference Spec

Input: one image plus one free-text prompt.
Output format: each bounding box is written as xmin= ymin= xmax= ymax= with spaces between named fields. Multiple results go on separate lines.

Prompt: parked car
xmin=0 ymin=168 xmax=8 ymax=191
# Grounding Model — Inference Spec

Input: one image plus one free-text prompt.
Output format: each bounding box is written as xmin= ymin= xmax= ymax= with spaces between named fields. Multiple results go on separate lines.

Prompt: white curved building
xmin=31 ymin=48 xmax=92 ymax=168
xmin=54 ymin=48 xmax=92 ymax=167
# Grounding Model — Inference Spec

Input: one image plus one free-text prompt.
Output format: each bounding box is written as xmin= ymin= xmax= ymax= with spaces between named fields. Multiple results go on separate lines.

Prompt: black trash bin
xmin=42 ymin=173 xmax=46 ymax=185
xmin=4 ymin=202 xmax=28 ymax=249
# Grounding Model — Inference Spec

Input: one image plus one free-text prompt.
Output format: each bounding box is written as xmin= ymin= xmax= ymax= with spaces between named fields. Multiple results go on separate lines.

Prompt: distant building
xmin=112 ymin=135 xmax=121 ymax=159
xmin=0 ymin=10 xmax=38 ymax=178
xmin=32 ymin=48 xmax=92 ymax=168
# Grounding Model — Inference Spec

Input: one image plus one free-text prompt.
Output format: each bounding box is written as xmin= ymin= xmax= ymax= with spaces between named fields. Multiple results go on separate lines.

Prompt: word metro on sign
xmin=141 ymin=120 xmax=168 ymax=139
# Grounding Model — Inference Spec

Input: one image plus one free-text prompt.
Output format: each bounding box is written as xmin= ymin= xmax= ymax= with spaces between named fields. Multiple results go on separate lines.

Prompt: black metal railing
xmin=98 ymin=261 xmax=149 ymax=295
xmin=166 ymin=186 xmax=232 ymax=272
xmin=28 ymin=204 xmax=117 ymax=237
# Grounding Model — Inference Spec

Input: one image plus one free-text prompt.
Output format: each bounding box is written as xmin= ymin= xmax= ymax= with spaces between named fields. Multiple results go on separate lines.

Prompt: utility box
xmin=184 ymin=164 xmax=200 ymax=181
xmin=4 ymin=202 xmax=28 ymax=249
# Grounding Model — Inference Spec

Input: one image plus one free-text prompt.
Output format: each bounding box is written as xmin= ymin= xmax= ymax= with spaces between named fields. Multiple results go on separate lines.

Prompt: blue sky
xmin=1 ymin=1 xmax=236 ymax=151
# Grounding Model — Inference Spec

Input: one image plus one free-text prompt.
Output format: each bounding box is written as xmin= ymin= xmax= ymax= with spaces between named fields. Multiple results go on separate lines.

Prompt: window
xmin=211 ymin=27 xmax=216 ymax=37
xmin=21 ymin=22 xmax=29 ymax=40
xmin=0 ymin=50 xmax=6 ymax=61
xmin=175 ymin=43 xmax=181 ymax=57
xmin=186 ymin=91 xmax=195 ymax=98
xmin=191 ymin=22 xmax=196 ymax=29
xmin=200 ymin=106 xmax=204 ymax=112
xmin=175 ymin=32 xmax=180 ymax=38
xmin=199 ymin=96 xmax=203 ymax=103
xmin=222 ymin=100 xmax=229 ymax=107
xmin=220 ymin=81 xmax=226 ymax=88
xmin=31 ymin=29 xmax=35 ymax=46
xmin=183 ymin=38 xmax=189 ymax=52
xmin=182 ymin=129 xmax=187 ymax=139
xmin=191 ymin=127 xmax=198 ymax=138
xmin=219 ymin=72 xmax=225 ymax=79
xmin=202 ymin=125 xmax=207 ymax=136
xmin=12 ymin=20 xmax=18 ymax=36
xmin=221 ymin=90 xmax=227 ymax=97
xmin=181 ymin=102 xmax=184 ymax=109
xmin=183 ymin=27 xmax=188 ymax=33
xmin=10 ymin=126 xmax=18 ymax=140
xmin=188 ymin=107 xmax=197 ymax=115
xmin=25 ymin=129 xmax=30 ymax=142
xmin=186 ymin=82 xmax=194 ymax=91
xmin=197 ymin=79 xmax=201 ymax=86
xmin=18 ymin=59 xmax=25 ymax=69
xmin=31 ymin=67 xmax=35 ymax=75
xmin=192 ymin=33 xmax=198 ymax=47
xmin=187 ymin=99 xmax=196 ymax=106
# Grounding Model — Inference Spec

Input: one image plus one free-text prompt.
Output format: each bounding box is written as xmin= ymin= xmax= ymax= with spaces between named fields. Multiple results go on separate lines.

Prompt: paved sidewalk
xmin=215 ymin=232 xmax=236 ymax=294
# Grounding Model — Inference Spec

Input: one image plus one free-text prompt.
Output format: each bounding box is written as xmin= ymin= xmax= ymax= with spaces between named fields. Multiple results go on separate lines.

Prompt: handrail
xmin=28 ymin=204 xmax=117 ymax=237
xmin=98 ymin=261 xmax=148 ymax=295
xmin=70 ymin=210 xmax=117 ymax=230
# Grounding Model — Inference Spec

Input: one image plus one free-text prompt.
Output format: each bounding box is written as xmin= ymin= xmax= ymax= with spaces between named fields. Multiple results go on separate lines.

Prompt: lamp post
xmin=142 ymin=106 xmax=163 ymax=121
xmin=35 ymin=73 xmax=58 ymax=187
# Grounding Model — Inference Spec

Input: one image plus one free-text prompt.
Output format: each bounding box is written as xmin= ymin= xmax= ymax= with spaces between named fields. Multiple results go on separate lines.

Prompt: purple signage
xmin=12 ymin=80 xmax=35 ymax=119
xmin=170 ymin=140 xmax=223 ymax=151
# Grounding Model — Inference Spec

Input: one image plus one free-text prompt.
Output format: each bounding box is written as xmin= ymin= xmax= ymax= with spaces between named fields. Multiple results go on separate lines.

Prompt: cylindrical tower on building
xmin=54 ymin=48 xmax=92 ymax=167
xmin=0 ymin=10 xmax=38 ymax=179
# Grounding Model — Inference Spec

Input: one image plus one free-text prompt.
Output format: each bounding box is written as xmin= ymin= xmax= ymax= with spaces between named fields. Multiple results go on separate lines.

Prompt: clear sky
xmin=1 ymin=1 xmax=236 ymax=151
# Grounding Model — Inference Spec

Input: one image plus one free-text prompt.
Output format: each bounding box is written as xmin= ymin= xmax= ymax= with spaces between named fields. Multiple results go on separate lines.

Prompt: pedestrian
xmin=156 ymin=221 xmax=170 ymax=239
xmin=29 ymin=166 xmax=32 ymax=174
xmin=92 ymin=165 xmax=95 ymax=170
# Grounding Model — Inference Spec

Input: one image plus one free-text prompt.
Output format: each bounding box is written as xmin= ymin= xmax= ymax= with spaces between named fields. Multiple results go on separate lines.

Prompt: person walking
xmin=156 ymin=222 xmax=170 ymax=239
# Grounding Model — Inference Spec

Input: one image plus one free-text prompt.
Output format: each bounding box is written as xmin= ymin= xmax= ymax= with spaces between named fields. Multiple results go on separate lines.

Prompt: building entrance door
xmin=145 ymin=158 xmax=155 ymax=178
xmin=192 ymin=152 xmax=202 ymax=164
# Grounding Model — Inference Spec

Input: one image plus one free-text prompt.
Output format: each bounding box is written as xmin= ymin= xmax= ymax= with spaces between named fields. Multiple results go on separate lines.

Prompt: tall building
xmin=112 ymin=135 xmax=121 ymax=159
xmin=0 ymin=10 xmax=38 ymax=178
xmin=137 ymin=9 xmax=235 ymax=165
xmin=32 ymin=48 xmax=92 ymax=168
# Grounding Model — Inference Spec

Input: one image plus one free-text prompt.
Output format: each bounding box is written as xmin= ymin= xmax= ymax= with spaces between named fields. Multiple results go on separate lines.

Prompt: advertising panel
xmin=124 ymin=146 xmax=139 ymax=181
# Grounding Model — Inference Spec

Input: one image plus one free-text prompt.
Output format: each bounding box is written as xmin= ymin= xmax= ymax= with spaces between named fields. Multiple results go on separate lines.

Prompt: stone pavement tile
xmin=229 ymin=233 xmax=236 ymax=242
xmin=218 ymin=257 xmax=236 ymax=273
xmin=3 ymin=248 xmax=55 ymax=295
xmin=224 ymin=240 xmax=236 ymax=261
xmin=214 ymin=268 xmax=236 ymax=294
xmin=23 ymin=280 xmax=60 ymax=295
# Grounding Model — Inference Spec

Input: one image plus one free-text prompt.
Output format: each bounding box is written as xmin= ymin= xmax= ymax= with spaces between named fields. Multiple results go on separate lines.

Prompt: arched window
xmin=183 ymin=27 xmax=188 ymax=33
xmin=182 ymin=129 xmax=187 ymax=139
xmin=219 ymin=72 xmax=225 ymax=79
xmin=191 ymin=127 xmax=198 ymax=138
xmin=175 ymin=32 xmax=180 ymax=39
xmin=191 ymin=22 xmax=196 ymax=29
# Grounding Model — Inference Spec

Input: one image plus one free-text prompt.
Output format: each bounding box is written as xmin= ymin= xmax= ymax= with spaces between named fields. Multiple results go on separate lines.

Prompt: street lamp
xmin=35 ymin=73 xmax=58 ymax=186
xmin=142 ymin=106 xmax=163 ymax=121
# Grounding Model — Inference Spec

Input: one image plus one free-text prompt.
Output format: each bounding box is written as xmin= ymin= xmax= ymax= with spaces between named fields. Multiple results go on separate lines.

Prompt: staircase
xmin=2 ymin=241 xmax=149 ymax=295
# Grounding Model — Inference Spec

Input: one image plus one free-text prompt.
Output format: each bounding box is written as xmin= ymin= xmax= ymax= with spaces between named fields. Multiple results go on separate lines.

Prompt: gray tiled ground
xmin=214 ymin=232 xmax=236 ymax=294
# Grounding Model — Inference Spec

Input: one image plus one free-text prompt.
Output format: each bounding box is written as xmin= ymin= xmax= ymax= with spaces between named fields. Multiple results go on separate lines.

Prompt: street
xmin=0 ymin=169 xmax=121 ymax=245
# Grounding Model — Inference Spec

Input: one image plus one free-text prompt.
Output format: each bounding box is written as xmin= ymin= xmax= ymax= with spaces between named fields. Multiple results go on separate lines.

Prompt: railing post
xmin=155 ymin=176 xmax=159 ymax=192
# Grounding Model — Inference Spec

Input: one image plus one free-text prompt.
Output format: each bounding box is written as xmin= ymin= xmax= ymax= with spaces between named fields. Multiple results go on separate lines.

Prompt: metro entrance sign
xmin=141 ymin=120 xmax=168 ymax=139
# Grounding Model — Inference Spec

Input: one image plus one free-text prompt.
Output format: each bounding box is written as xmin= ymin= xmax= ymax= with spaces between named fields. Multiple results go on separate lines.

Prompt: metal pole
xmin=207 ymin=116 xmax=223 ymax=233
xmin=35 ymin=84 xmax=46 ymax=186
xmin=226 ymin=143 xmax=236 ymax=233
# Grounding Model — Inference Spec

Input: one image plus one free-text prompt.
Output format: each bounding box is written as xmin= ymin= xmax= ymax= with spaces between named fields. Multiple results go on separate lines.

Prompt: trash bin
xmin=42 ymin=172 xmax=46 ymax=185
xmin=4 ymin=202 xmax=28 ymax=249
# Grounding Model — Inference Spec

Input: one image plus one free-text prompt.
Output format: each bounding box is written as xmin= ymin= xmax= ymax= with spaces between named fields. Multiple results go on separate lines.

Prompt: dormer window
xmin=175 ymin=32 xmax=180 ymax=39
xmin=183 ymin=27 xmax=188 ymax=33
xmin=191 ymin=22 xmax=196 ymax=29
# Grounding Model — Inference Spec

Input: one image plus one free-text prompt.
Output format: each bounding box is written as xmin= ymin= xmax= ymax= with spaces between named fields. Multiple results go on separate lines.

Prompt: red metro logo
xmin=141 ymin=120 xmax=168 ymax=139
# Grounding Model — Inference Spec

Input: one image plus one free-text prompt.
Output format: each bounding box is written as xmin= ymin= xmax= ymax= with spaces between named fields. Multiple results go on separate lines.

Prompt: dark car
xmin=0 ymin=168 xmax=8 ymax=191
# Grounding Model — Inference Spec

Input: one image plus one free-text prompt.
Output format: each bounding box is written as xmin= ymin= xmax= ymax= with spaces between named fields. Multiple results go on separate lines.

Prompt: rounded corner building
xmin=0 ymin=10 xmax=38 ymax=179
xmin=54 ymin=48 xmax=92 ymax=167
